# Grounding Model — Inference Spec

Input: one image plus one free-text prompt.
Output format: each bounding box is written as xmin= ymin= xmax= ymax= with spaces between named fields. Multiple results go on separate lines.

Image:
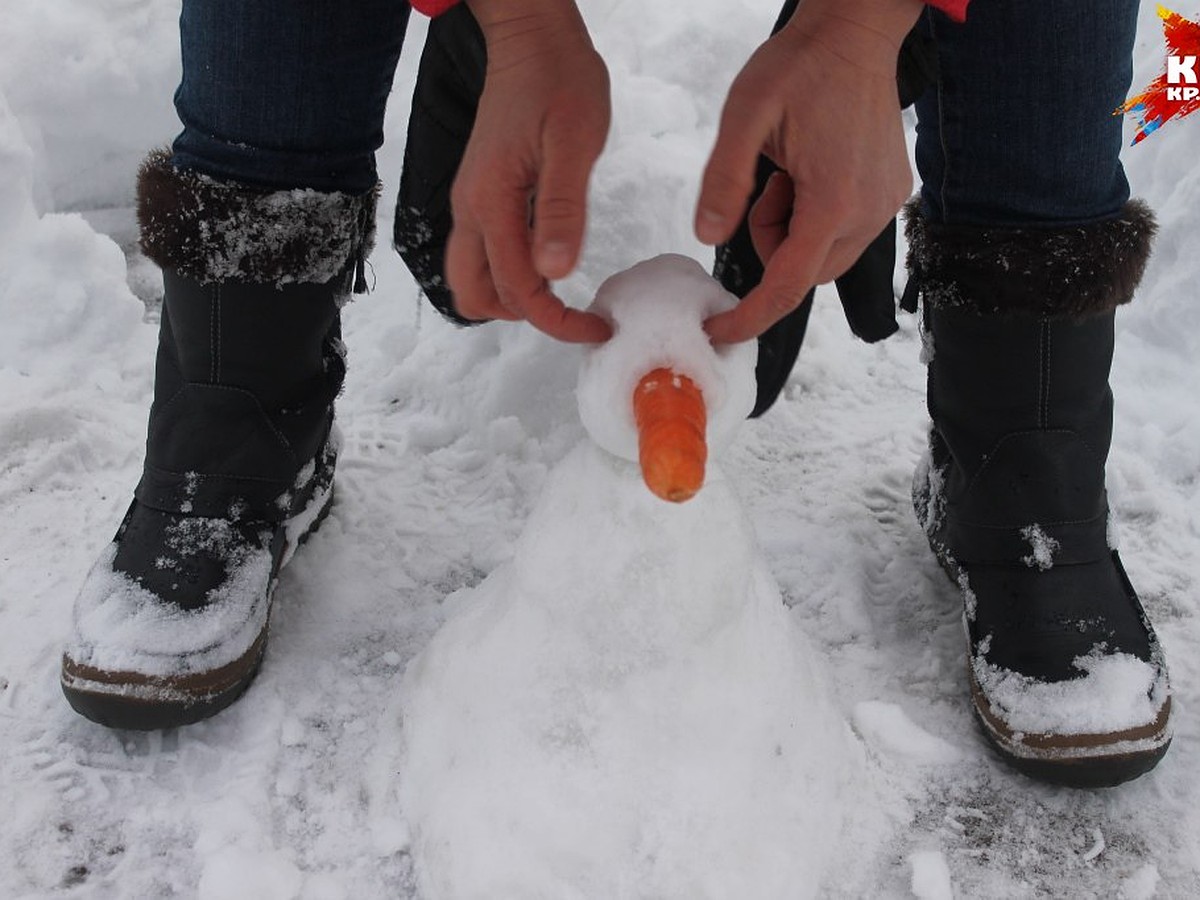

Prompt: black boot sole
xmin=61 ymin=488 xmax=335 ymax=730
xmin=61 ymin=629 xmax=271 ymax=730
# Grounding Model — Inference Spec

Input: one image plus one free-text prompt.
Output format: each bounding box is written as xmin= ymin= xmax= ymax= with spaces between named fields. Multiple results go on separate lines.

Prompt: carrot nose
xmin=633 ymin=367 xmax=707 ymax=502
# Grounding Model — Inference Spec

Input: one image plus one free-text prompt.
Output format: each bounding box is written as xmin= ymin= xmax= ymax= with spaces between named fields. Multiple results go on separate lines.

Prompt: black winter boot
xmin=906 ymin=200 xmax=1171 ymax=787
xmin=62 ymin=151 xmax=376 ymax=729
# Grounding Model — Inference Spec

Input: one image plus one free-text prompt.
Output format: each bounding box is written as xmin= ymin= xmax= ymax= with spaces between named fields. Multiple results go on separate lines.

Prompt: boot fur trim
xmin=904 ymin=199 xmax=1156 ymax=317
xmin=137 ymin=149 xmax=378 ymax=287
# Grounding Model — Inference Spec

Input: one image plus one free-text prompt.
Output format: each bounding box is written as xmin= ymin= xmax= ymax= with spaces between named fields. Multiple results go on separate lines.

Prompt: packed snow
xmin=2 ymin=1 xmax=1199 ymax=898
xmin=397 ymin=259 xmax=850 ymax=896
xmin=397 ymin=443 xmax=855 ymax=897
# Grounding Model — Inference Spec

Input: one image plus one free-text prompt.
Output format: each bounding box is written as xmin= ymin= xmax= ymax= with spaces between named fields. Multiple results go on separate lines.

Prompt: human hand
xmin=448 ymin=0 xmax=613 ymax=343
xmin=696 ymin=0 xmax=923 ymax=344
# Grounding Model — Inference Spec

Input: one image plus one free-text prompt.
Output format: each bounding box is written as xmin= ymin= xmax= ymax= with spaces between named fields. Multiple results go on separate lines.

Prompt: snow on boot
xmin=61 ymin=151 xmax=376 ymax=729
xmin=906 ymin=200 xmax=1171 ymax=787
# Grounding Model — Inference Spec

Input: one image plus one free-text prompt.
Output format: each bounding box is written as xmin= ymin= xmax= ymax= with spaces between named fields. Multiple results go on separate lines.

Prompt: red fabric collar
xmin=925 ymin=0 xmax=968 ymax=22
xmin=409 ymin=0 xmax=460 ymax=16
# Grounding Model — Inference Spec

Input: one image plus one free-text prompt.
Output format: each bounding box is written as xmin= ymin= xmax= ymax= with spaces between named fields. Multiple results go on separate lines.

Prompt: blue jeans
xmin=915 ymin=0 xmax=1139 ymax=226
xmin=172 ymin=0 xmax=1138 ymax=225
xmin=172 ymin=0 xmax=411 ymax=194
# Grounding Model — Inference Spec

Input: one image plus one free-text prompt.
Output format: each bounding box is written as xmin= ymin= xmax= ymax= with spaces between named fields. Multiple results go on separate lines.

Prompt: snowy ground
xmin=2 ymin=1 xmax=1199 ymax=897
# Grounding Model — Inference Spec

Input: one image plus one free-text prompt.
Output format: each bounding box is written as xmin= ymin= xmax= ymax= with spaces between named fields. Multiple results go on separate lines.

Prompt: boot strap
xmin=940 ymin=512 xmax=1111 ymax=568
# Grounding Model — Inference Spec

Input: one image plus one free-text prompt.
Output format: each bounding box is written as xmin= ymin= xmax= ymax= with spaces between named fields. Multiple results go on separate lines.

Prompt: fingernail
xmin=696 ymin=209 xmax=727 ymax=244
xmin=537 ymin=242 xmax=573 ymax=278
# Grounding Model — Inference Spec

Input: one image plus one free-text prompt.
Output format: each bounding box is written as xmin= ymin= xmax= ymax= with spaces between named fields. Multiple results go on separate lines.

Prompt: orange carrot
xmin=633 ymin=367 xmax=707 ymax=503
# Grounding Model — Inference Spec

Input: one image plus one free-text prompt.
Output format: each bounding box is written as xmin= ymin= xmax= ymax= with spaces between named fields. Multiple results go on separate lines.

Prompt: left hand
xmin=696 ymin=0 xmax=923 ymax=344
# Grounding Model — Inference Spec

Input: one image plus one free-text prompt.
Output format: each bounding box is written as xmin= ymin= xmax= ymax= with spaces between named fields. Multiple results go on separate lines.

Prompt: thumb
xmin=532 ymin=127 xmax=600 ymax=281
xmin=695 ymin=88 xmax=772 ymax=246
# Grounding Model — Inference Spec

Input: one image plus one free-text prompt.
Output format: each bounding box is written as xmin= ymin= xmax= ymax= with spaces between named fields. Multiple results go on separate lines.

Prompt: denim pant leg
xmin=172 ymin=0 xmax=411 ymax=193
xmin=914 ymin=0 xmax=1139 ymax=226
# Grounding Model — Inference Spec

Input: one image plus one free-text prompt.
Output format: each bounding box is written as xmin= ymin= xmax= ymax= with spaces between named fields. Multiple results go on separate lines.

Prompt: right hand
xmin=448 ymin=0 xmax=613 ymax=343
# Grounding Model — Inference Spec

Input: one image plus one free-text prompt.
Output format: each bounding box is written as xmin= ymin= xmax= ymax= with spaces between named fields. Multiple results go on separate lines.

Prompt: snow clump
xmin=972 ymin=649 xmax=1168 ymax=736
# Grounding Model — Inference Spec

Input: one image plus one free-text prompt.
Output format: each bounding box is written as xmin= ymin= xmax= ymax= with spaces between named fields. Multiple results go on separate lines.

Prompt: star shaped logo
xmin=1117 ymin=5 xmax=1200 ymax=144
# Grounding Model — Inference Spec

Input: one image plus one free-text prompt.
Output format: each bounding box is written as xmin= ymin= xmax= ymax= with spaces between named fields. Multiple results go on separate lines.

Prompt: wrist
xmin=783 ymin=0 xmax=925 ymax=72
xmin=466 ymin=0 xmax=592 ymax=49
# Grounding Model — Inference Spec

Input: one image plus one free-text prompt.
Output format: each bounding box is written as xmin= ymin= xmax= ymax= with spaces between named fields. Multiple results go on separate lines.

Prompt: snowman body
xmin=400 ymin=256 xmax=857 ymax=899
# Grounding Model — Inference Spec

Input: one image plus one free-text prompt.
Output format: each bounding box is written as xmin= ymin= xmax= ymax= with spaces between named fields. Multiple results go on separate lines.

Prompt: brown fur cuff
xmin=137 ymin=149 xmax=378 ymax=287
xmin=904 ymin=199 xmax=1156 ymax=317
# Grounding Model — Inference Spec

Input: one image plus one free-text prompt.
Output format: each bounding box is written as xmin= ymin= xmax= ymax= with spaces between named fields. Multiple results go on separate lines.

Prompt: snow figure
xmin=398 ymin=255 xmax=860 ymax=898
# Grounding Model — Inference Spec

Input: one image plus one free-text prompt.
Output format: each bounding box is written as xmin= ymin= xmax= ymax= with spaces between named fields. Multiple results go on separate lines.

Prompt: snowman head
xmin=576 ymin=254 xmax=757 ymax=470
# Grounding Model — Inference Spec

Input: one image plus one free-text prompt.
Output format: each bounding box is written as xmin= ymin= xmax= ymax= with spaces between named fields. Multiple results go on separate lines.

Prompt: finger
xmin=704 ymin=214 xmax=833 ymax=344
xmin=747 ymin=171 xmax=794 ymax=266
xmin=532 ymin=116 xmax=603 ymax=281
xmin=472 ymin=176 xmax=541 ymax=317
xmin=695 ymin=85 xmax=773 ymax=245
xmin=485 ymin=211 xmax=612 ymax=344
xmin=818 ymin=235 xmax=874 ymax=285
xmin=446 ymin=223 xmax=519 ymax=323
